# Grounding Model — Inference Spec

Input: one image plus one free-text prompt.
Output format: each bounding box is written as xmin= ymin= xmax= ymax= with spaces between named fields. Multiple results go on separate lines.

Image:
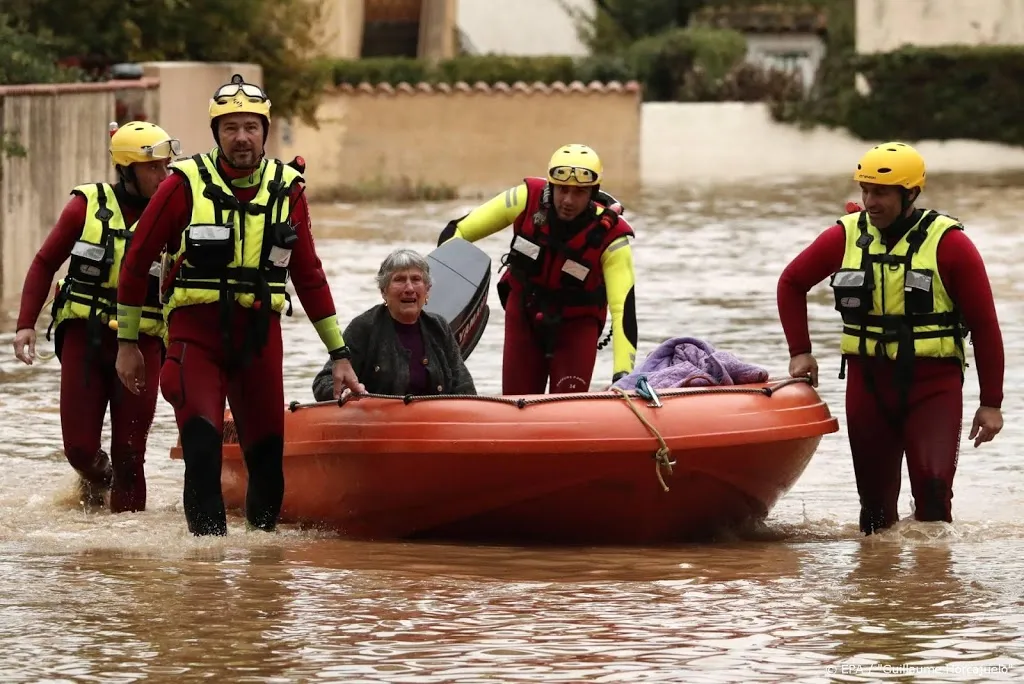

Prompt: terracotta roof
xmin=692 ymin=4 xmax=828 ymax=35
xmin=329 ymin=80 xmax=643 ymax=95
xmin=0 ymin=77 xmax=160 ymax=96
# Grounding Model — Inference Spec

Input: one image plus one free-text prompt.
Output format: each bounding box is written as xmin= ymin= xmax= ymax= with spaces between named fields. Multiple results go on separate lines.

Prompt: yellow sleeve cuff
xmin=313 ymin=315 xmax=346 ymax=352
xmin=601 ymin=238 xmax=637 ymax=374
xmin=453 ymin=184 xmax=527 ymax=242
xmin=117 ymin=304 xmax=143 ymax=342
xmin=611 ymin=314 xmax=637 ymax=374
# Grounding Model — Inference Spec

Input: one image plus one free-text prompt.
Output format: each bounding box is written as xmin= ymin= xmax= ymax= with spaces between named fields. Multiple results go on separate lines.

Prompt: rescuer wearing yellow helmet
xmin=778 ymin=141 xmax=1005 ymax=535
xmin=114 ymin=73 xmax=364 ymax=536
xmin=438 ymin=143 xmax=638 ymax=395
xmin=12 ymin=120 xmax=180 ymax=514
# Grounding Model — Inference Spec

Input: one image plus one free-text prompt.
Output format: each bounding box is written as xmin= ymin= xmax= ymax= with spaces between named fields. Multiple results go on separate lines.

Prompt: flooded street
xmin=1 ymin=175 xmax=1023 ymax=681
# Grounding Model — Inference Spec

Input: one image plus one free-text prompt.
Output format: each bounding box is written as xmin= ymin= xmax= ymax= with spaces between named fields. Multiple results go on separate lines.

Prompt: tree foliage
xmin=0 ymin=12 xmax=81 ymax=85
xmin=558 ymin=0 xmax=711 ymax=54
xmin=0 ymin=0 xmax=332 ymax=122
xmin=561 ymin=0 xmax=847 ymax=55
xmin=559 ymin=0 xmax=860 ymax=127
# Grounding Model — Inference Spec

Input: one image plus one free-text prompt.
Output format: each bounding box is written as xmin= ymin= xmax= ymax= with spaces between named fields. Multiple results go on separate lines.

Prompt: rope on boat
xmin=30 ymin=297 xmax=58 ymax=363
xmin=287 ymin=376 xmax=812 ymax=412
xmin=610 ymin=386 xmax=675 ymax=492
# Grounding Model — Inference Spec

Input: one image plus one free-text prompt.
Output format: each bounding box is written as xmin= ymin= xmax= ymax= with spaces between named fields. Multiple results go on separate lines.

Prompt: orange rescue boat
xmin=169 ymin=377 xmax=839 ymax=544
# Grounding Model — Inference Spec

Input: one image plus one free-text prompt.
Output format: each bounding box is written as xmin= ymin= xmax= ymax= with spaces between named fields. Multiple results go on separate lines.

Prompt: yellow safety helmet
xmin=853 ymin=141 xmax=926 ymax=192
xmin=109 ymin=121 xmax=180 ymax=168
xmin=209 ymin=73 xmax=272 ymax=127
xmin=547 ymin=143 xmax=603 ymax=187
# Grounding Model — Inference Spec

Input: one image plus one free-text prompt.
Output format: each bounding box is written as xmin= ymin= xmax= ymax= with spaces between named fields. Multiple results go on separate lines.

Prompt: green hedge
xmin=328 ymin=27 xmax=781 ymax=102
xmin=842 ymin=46 xmax=1024 ymax=146
xmin=329 ymin=55 xmax=578 ymax=88
xmin=620 ymin=24 xmax=747 ymax=100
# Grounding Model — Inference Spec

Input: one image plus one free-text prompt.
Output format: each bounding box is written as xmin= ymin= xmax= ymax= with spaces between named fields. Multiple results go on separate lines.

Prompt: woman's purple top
xmin=394 ymin=319 xmax=429 ymax=394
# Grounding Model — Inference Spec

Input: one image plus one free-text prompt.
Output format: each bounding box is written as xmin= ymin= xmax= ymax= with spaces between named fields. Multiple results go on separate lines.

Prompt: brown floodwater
xmin=1 ymin=175 xmax=1022 ymax=681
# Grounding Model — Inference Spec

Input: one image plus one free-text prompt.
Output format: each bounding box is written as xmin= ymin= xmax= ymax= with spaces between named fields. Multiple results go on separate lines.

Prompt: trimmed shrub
xmin=844 ymin=45 xmax=1024 ymax=146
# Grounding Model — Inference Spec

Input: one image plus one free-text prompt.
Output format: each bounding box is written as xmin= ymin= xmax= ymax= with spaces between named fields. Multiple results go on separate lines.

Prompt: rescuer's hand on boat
xmin=970 ymin=406 xmax=1003 ymax=447
xmin=332 ymin=358 xmax=365 ymax=399
xmin=788 ymin=353 xmax=818 ymax=387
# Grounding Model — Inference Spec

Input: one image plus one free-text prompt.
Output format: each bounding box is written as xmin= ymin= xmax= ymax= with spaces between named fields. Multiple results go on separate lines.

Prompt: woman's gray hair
xmin=376 ymin=248 xmax=433 ymax=292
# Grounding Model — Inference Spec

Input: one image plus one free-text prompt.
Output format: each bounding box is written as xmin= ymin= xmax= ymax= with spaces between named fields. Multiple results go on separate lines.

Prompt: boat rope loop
xmin=610 ymin=386 xmax=675 ymax=492
xmin=287 ymin=376 xmax=812 ymax=412
xmin=33 ymin=298 xmax=59 ymax=363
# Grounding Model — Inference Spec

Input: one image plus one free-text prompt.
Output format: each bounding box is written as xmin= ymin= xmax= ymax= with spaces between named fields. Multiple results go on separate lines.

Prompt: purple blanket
xmin=612 ymin=337 xmax=769 ymax=390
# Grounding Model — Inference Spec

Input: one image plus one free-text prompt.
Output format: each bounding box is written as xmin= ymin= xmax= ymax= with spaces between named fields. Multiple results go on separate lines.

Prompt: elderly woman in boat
xmin=311 ymin=248 xmax=476 ymax=401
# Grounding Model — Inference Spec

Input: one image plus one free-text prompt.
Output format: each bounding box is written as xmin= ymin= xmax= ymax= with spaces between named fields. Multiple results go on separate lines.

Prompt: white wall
xmin=857 ymin=0 xmax=1024 ymax=54
xmin=641 ymin=102 xmax=1024 ymax=187
xmin=457 ymin=0 xmax=592 ymax=55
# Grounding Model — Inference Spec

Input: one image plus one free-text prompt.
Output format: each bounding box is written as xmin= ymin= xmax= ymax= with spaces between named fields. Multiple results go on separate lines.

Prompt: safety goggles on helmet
xmin=549 ymin=165 xmax=598 ymax=184
xmin=141 ymin=138 xmax=182 ymax=159
xmin=212 ymin=80 xmax=268 ymax=105
xmin=110 ymin=137 xmax=182 ymax=163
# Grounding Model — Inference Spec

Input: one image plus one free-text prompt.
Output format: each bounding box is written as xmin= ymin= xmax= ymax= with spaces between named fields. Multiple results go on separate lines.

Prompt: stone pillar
xmin=418 ymin=0 xmax=456 ymax=60
xmin=322 ymin=0 xmax=365 ymax=59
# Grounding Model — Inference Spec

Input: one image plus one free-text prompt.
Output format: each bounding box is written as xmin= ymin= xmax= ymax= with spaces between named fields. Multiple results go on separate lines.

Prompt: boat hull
xmin=170 ymin=378 xmax=839 ymax=544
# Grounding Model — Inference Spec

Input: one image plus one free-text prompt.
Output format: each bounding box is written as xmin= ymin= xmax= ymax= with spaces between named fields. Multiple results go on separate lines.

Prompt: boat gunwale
xmin=181 ymin=418 xmax=838 ymax=461
xmin=167 ymin=377 xmax=839 ymax=459
xmin=282 ymin=376 xmax=822 ymax=413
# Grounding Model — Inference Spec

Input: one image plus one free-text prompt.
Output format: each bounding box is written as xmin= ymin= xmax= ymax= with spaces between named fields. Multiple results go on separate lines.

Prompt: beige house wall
xmin=0 ymin=80 xmax=159 ymax=309
xmin=271 ymin=80 xmax=643 ymax=202
xmin=857 ymin=0 xmax=1024 ymax=54
xmin=321 ymin=0 xmax=365 ymax=59
xmin=419 ymin=0 xmax=457 ymax=59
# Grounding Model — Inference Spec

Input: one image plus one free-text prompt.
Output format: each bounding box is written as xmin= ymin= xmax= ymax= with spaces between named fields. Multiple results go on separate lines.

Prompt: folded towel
xmin=612 ymin=336 xmax=769 ymax=390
